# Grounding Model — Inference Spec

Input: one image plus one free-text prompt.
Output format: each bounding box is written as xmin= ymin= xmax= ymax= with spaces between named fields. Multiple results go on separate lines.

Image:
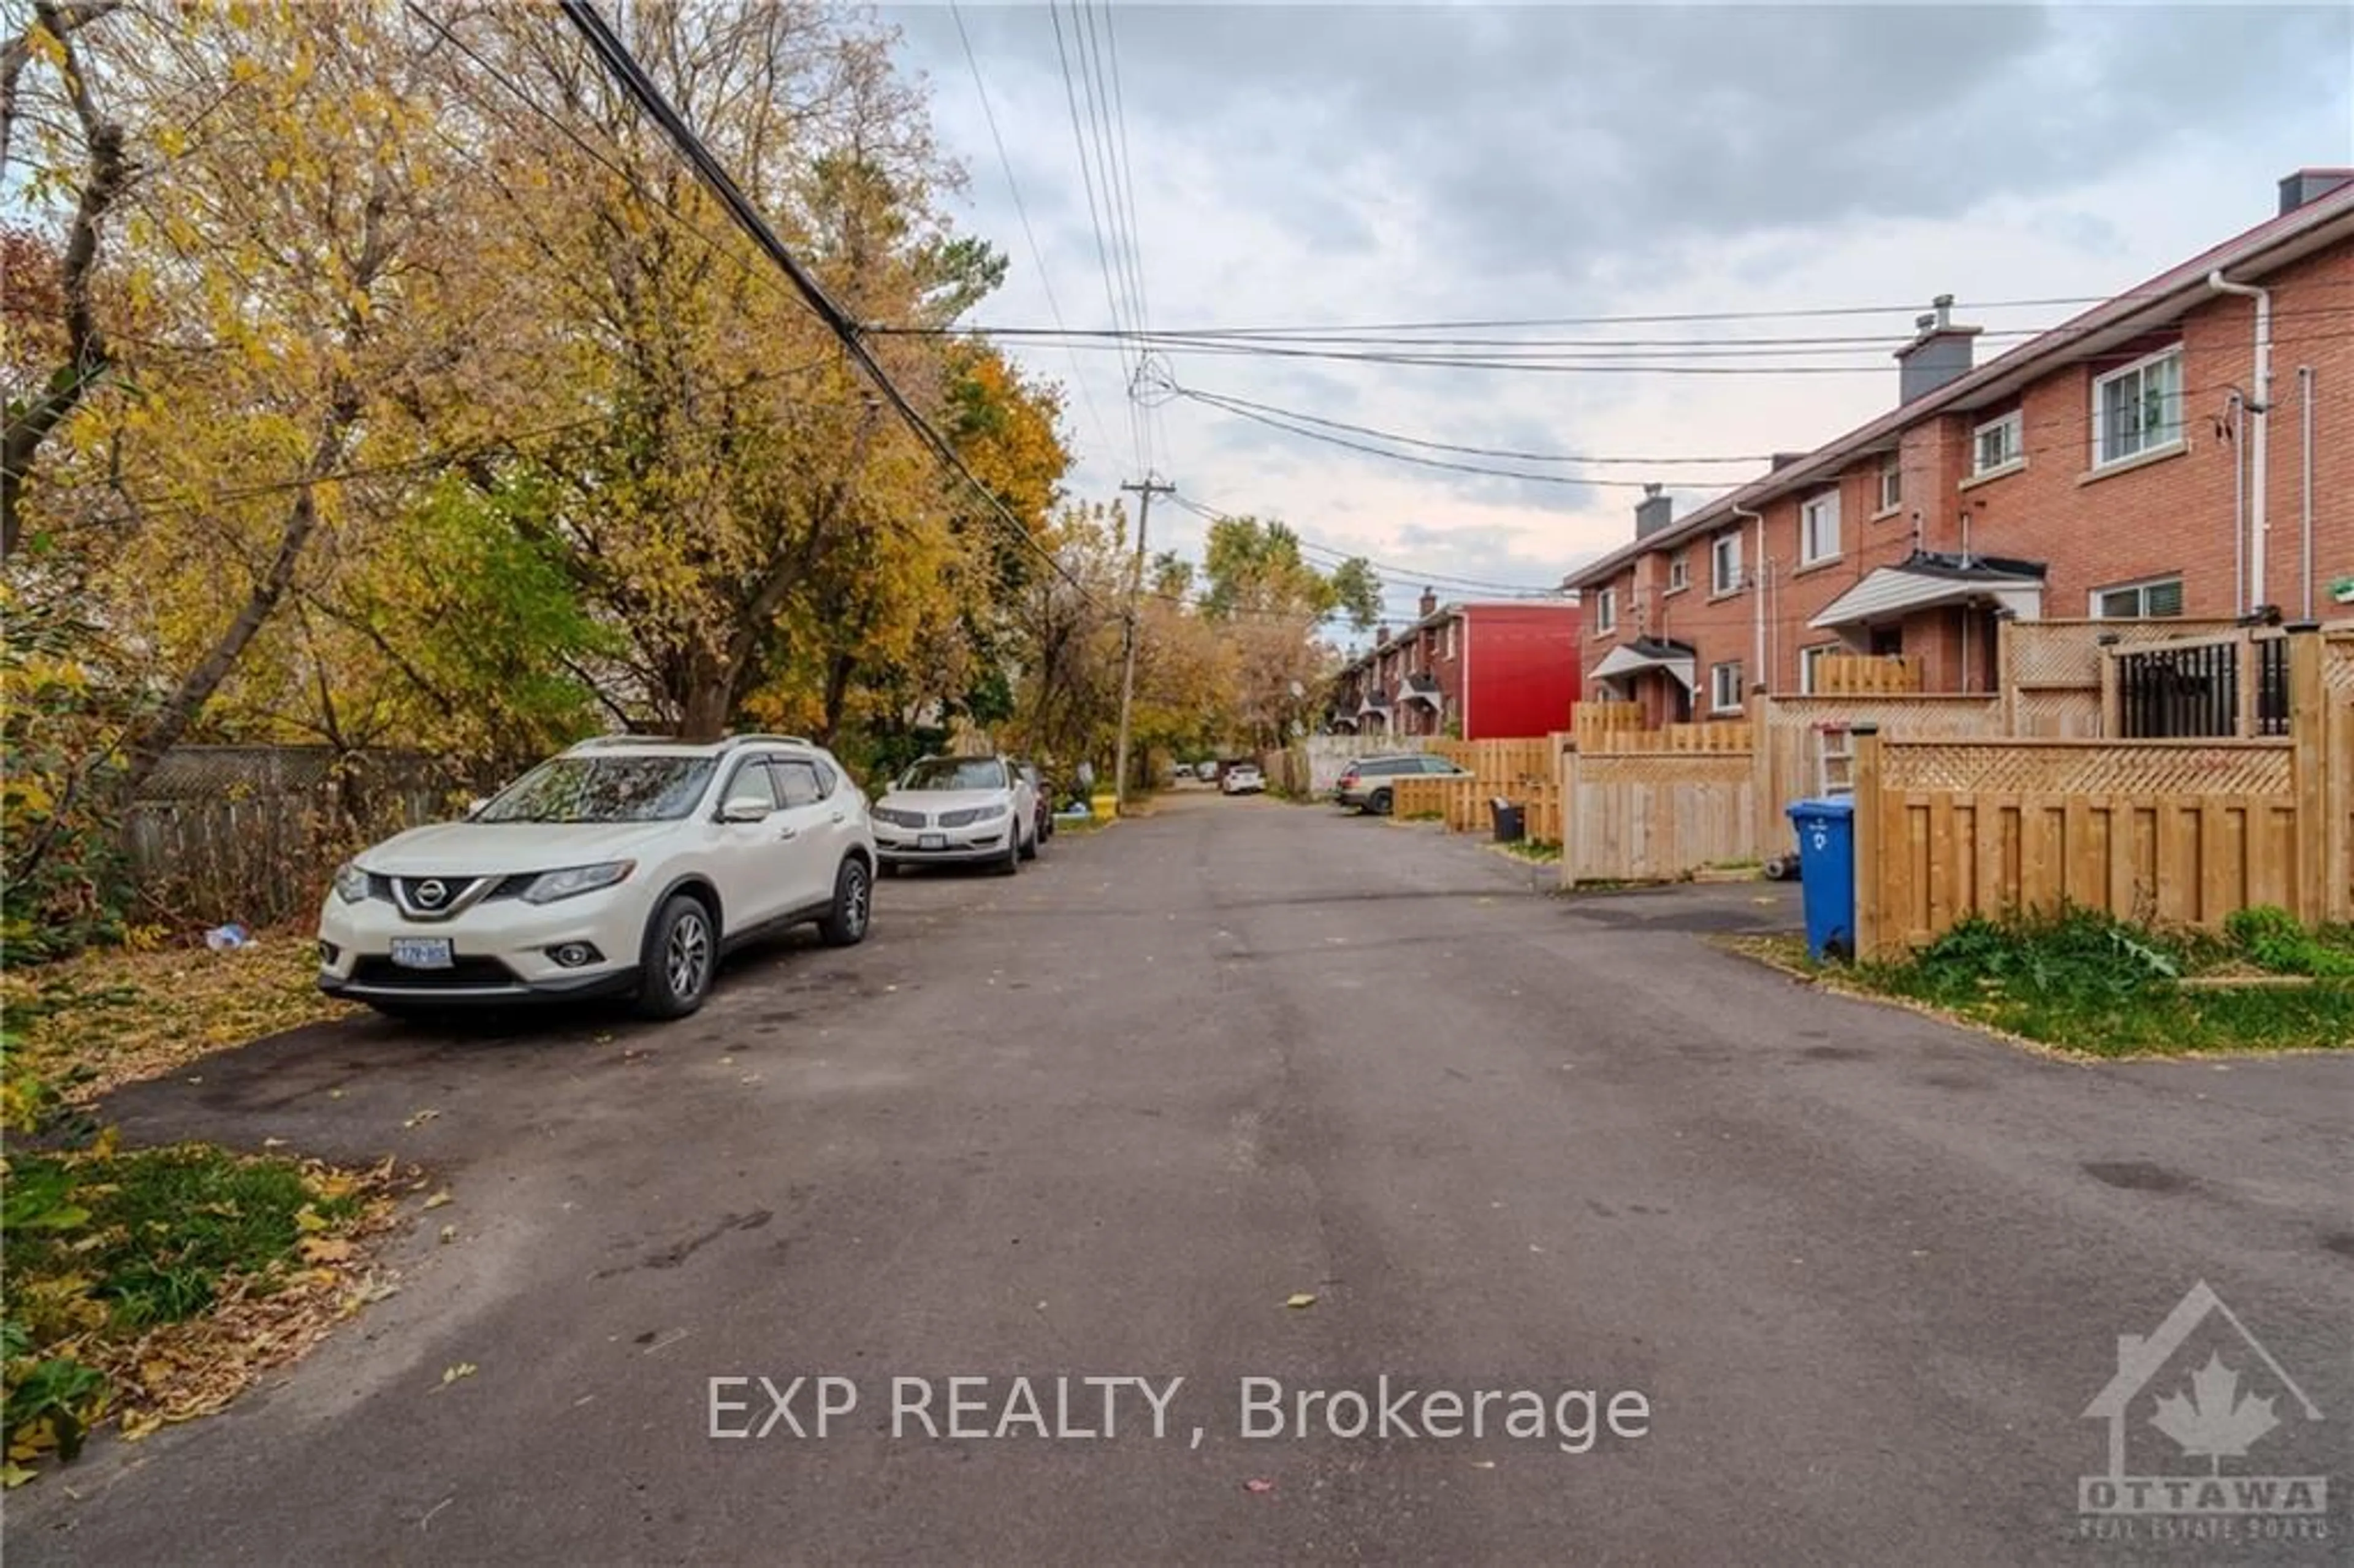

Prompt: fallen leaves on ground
xmin=1284 ymin=1292 xmax=1316 ymax=1310
xmin=2 ymin=934 xmax=354 ymax=1103
xmin=81 ymin=1157 xmax=407 ymax=1447
xmin=1243 ymin=1478 xmax=1276 ymax=1494
xmin=440 ymin=1362 xmax=478 ymax=1387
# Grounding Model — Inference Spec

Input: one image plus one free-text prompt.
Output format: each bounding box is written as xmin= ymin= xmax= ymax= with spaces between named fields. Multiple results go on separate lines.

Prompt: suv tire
xmin=995 ymin=835 xmax=1021 ymax=876
xmin=635 ymin=893 xmax=715 ymax=1020
xmin=1369 ymin=786 xmax=1394 ymax=816
xmin=818 ymin=856 xmax=872 ymax=947
xmin=1018 ymin=823 xmax=1038 ymax=862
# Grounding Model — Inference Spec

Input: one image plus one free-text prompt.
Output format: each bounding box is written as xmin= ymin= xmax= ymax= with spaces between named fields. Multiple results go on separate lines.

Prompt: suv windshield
xmin=900 ymin=758 xmax=1007 ymax=791
xmin=475 ymin=756 xmax=717 ymax=824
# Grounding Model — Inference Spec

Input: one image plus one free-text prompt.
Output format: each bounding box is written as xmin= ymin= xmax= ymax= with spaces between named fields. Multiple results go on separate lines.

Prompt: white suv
xmin=318 ymin=734 xmax=877 ymax=1019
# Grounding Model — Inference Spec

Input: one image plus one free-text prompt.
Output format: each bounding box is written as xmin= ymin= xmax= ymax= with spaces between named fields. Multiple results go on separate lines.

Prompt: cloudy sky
xmin=879 ymin=2 xmax=2354 ymax=637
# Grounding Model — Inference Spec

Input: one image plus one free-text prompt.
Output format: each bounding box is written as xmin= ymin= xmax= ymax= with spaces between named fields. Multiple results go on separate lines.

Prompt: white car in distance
xmin=318 ymin=734 xmax=877 ymax=1020
xmin=1221 ymin=764 xmax=1266 ymax=796
xmin=870 ymin=755 xmax=1037 ymax=875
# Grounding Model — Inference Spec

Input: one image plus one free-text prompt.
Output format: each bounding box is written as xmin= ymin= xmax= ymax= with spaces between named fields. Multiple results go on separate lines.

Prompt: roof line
xmin=1564 ymin=183 xmax=2354 ymax=586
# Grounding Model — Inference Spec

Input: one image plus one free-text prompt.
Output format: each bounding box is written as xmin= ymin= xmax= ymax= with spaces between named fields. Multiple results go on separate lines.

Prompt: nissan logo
xmin=414 ymin=878 xmax=448 ymax=907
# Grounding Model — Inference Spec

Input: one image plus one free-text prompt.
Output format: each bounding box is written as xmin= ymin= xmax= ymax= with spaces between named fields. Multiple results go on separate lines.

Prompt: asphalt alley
xmin=15 ymin=792 xmax=2352 ymax=1566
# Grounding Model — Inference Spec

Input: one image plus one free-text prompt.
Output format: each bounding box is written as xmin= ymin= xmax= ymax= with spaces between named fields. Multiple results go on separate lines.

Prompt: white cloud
xmin=885 ymin=2 xmax=2354 ymax=590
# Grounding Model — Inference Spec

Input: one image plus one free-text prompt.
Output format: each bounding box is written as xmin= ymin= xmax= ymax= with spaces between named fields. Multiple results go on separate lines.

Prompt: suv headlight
xmin=520 ymin=861 xmax=636 ymax=905
xmin=332 ymin=861 xmax=371 ymax=904
xmin=977 ymin=801 xmax=1010 ymax=821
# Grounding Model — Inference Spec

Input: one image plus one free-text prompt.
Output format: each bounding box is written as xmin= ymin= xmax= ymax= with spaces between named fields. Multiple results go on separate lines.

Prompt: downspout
xmin=1731 ymin=503 xmax=1764 ymax=691
xmin=2227 ymin=390 xmax=2247 ymax=615
xmin=2299 ymin=367 xmax=2315 ymax=621
xmin=2209 ymin=271 xmax=2272 ymax=614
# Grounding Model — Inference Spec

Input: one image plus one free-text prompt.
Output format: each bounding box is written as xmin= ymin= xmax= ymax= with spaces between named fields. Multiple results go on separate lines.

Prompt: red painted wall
xmin=1465 ymin=604 xmax=1583 ymax=739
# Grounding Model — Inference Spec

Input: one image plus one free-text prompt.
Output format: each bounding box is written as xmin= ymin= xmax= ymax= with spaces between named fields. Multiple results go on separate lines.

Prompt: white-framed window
xmin=1710 ymin=660 xmax=1745 ymax=714
xmin=1973 ymin=410 xmax=2022 ymax=476
xmin=2092 ymin=346 xmax=2184 ymax=468
xmin=2091 ymin=576 xmax=2185 ymax=618
xmin=1799 ymin=490 xmax=1842 ymax=565
xmin=1667 ymin=551 xmax=1689 ymax=592
xmin=1799 ymin=643 xmax=1840 ymax=694
xmin=1594 ymin=588 xmax=1617 ymax=634
xmin=1710 ymin=531 xmax=1743 ymax=595
xmin=1877 ymin=455 xmax=1902 ymax=514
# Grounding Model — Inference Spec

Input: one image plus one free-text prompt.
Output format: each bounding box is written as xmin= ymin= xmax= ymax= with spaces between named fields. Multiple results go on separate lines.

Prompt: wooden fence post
xmin=1558 ymin=744 xmax=1580 ymax=888
xmin=1996 ymin=617 xmax=2016 ymax=734
xmin=1748 ymin=685 xmax=1773 ymax=864
xmin=2287 ymin=624 xmax=2328 ymax=924
xmin=1851 ymin=722 xmax=1883 ymax=960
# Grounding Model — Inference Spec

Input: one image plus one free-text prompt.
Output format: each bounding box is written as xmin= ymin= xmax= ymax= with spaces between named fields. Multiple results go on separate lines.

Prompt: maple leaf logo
xmin=2149 ymin=1353 xmax=2280 ymax=1474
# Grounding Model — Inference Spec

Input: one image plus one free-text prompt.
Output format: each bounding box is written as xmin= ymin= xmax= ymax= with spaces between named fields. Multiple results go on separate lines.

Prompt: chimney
xmin=1375 ymin=623 xmax=1391 ymax=647
xmin=1418 ymin=585 xmax=1438 ymax=619
xmin=2279 ymin=167 xmax=2354 ymax=215
xmin=1894 ymin=293 xmax=1982 ymax=405
xmin=1633 ymin=483 xmax=1674 ymax=539
xmin=1769 ymin=452 xmax=1808 ymax=471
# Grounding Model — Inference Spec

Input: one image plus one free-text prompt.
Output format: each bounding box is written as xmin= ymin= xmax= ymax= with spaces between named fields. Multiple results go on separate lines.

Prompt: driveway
xmin=15 ymin=794 xmax=2350 ymax=1564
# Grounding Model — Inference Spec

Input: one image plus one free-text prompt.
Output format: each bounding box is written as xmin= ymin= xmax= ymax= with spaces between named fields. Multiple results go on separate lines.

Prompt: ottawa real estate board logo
xmin=2079 ymin=1281 xmax=2328 ymax=1539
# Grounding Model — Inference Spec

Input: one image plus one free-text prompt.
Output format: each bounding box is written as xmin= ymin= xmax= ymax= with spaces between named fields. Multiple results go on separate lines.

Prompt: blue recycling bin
xmin=1787 ymin=798 xmax=1856 ymax=962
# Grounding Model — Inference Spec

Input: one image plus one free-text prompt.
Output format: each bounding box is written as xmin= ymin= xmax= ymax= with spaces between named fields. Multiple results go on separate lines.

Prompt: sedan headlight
xmin=520 ymin=861 xmax=636 ymax=905
xmin=332 ymin=861 xmax=371 ymax=904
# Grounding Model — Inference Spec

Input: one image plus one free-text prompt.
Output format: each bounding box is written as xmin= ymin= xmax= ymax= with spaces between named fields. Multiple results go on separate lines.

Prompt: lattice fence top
xmin=1763 ymin=696 xmax=2002 ymax=736
xmin=1580 ymin=753 xmax=1752 ymax=785
xmin=2325 ymin=635 xmax=2354 ymax=699
xmin=1879 ymin=740 xmax=2291 ymax=797
xmin=2005 ymin=618 xmax=2249 ymax=688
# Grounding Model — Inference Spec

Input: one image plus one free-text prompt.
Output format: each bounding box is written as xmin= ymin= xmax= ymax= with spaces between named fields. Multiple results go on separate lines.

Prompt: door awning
xmin=1810 ymin=552 xmax=2046 ymax=631
xmin=1590 ymin=637 xmax=1697 ymax=693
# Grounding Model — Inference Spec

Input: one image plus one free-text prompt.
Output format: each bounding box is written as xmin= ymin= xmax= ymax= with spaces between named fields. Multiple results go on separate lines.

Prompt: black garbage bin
xmin=1490 ymin=797 xmax=1525 ymax=843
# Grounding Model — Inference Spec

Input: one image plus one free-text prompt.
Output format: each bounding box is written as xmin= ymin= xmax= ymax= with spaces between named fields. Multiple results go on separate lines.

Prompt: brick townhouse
xmin=1563 ymin=166 xmax=2354 ymax=725
xmin=1327 ymin=590 xmax=1583 ymax=739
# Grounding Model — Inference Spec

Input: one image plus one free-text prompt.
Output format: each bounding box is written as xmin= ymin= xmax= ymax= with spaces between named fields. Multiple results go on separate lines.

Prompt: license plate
xmin=390 ymin=938 xmax=454 ymax=969
xmin=918 ymin=833 xmax=946 ymax=850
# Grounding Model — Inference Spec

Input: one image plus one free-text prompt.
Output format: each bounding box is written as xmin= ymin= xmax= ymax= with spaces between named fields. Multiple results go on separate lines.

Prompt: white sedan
xmin=869 ymin=755 xmax=1038 ymax=875
xmin=1221 ymin=764 xmax=1266 ymax=796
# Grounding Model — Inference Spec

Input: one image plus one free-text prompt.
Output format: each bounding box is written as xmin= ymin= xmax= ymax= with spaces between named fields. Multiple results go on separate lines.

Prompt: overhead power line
xmin=879 ymin=281 xmax=2354 ymax=340
xmin=948 ymin=0 xmax=1118 ymax=463
xmin=552 ymin=0 xmax=1105 ymax=610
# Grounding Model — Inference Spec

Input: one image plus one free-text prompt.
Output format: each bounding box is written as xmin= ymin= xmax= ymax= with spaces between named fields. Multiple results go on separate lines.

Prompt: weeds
xmin=1850 ymin=907 xmax=2353 ymax=1057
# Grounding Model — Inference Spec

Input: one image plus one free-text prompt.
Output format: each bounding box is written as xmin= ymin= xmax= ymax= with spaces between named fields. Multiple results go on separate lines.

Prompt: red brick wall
xmin=1582 ymin=236 xmax=2354 ymax=696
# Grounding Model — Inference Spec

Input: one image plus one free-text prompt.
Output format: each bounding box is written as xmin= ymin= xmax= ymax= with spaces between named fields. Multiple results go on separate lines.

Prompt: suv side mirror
xmin=719 ymin=799 xmax=772 ymax=824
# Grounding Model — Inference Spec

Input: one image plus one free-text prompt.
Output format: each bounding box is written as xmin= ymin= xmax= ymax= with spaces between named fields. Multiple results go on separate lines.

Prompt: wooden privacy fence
xmin=1813 ymin=653 xmax=1922 ymax=695
xmin=1751 ymin=694 xmax=2004 ymax=855
xmin=1854 ymin=627 xmax=2354 ymax=956
xmin=1392 ymin=735 xmax=1569 ymax=841
xmin=126 ymin=746 xmax=455 ymax=927
xmin=1562 ymin=748 xmax=1754 ymax=882
xmin=1998 ymin=617 xmax=2246 ymax=737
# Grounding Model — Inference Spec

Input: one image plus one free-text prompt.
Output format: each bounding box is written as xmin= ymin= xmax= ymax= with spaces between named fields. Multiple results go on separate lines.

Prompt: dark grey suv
xmin=1334 ymin=752 xmax=1471 ymax=814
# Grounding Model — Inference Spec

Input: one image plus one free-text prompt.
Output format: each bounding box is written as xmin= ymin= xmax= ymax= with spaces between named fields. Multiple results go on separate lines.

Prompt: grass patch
xmin=2 ymin=1143 xmax=397 ymax=1481
xmin=1401 ymin=810 xmax=1444 ymax=823
xmin=1735 ymin=908 xmax=2353 ymax=1058
xmin=1494 ymin=839 xmax=1563 ymax=864
xmin=2 ymin=934 xmax=351 ymax=1105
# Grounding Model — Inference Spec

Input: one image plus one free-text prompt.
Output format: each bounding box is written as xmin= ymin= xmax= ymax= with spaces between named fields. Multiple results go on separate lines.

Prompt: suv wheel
xmin=1369 ymin=786 xmax=1394 ymax=816
xmin=995 ymin=835 xmax=1021 ymax=876
xmin=818 ymin=857 xmax=871 ymax=947
xmin=1018 ymin=823 xmax=1038 ymax=862
xmin=635 ymin=893 xmax=715 ymax=1019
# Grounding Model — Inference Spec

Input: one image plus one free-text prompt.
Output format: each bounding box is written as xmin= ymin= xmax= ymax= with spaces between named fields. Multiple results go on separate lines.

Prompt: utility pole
xmin=1113 ymin=475 xmax=1173 ymax=810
